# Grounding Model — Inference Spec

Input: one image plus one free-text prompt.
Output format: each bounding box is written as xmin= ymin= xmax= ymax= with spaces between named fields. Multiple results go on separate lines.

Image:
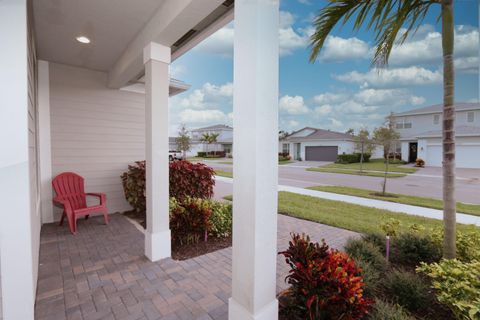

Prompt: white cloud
xmin=389 ymin=25 xmax=479 ymax=71
xmin=170 ymin=64 xmax=186 ymax=78
xmin=309 ymin=87 xmax=427 ymax=132
xmin=179 ymin=109 xmax=227 ymax=124
xmin=195 ymin=11 xmax=309 ymax=57
xmin=177 ymin=82 xmax=233 ymax=109
xmin=334 ymin=66 xmax=443 ymax=87
xmin=313 ymin=92 xmax=348 ymax=105
xmin=279 ymin=95 xmax=310 ymax=115
xmin=319 ymin=36 xmax=370 ymax=62
xmin=354 ymin=88 xmax=425 ymax=106
xmin=314 ymin=104 xmax=333 ymax=116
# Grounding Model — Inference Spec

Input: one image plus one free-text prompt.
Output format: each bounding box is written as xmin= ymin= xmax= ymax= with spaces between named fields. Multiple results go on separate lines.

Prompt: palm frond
xmin=309 ymin=0 xmax=439 ymax=67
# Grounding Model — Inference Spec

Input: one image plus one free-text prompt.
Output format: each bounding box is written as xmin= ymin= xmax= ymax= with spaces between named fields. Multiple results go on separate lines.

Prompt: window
xmin=467 ymin=111 xmax=475 ymax=123
xmin=396 ymin=123 xmax=404 ymax=129
xmin=404 ymin=122 xmax=412 ymax=129
xmin=282 ymin=143 xmax=290 ymax=154
xmin=433 ymin=114 xmax=440 ymax=124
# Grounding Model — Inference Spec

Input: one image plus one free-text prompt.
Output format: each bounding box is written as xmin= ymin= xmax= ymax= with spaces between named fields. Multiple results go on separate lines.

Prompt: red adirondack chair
xmin=52 ymin=172 xmax=109 ymax=234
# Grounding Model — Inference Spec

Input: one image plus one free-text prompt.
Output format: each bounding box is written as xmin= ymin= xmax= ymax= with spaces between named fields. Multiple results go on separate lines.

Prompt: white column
xmin=0 ymin=0 xmax=36 ymax=319
xmin=143 ymin=43 xmax=171 ymax=261
xmin=229 ymin=1 xmax=279 ymax=320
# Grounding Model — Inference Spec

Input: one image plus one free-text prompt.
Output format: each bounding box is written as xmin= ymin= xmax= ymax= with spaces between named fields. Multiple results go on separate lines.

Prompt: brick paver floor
xmin=35 ymin=214 xmax=358 ymax=320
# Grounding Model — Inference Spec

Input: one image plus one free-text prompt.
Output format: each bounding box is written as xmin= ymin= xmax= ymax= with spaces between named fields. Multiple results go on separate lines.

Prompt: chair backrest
xmin=52 ymin=172 xmax=87 ymax=210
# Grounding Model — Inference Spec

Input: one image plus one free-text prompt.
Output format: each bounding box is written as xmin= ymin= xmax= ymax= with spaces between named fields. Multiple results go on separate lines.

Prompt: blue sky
xmin=169 ymin=0 xmax=479 ymax=135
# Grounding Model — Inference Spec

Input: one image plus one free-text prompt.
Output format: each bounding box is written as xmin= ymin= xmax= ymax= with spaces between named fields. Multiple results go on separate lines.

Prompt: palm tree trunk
xmin=442 ymin=0 xmax=456 ymax=259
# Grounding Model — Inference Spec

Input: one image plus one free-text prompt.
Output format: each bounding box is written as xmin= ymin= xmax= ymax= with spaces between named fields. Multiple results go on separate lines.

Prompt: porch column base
xmin=145 ymin=229 xmax=171 ymax=261
xmin=228 ymin=298 xmax=278 ymax=320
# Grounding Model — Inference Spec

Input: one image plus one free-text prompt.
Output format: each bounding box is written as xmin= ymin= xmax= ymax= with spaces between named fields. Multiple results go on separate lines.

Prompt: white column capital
xmin=143 ymin=42 xmax=171 ymax=65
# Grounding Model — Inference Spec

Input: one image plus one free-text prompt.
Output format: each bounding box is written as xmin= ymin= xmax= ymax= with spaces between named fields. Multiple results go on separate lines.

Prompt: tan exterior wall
xmin=49 ymin=63 xmax=145 ymax=219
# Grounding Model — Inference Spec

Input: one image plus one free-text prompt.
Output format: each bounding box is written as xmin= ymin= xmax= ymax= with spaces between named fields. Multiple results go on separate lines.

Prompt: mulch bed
xmin=122 ymin=210 xmax=232 ymax=260
xmin=172 ymin=236 xmax=232 ymax=260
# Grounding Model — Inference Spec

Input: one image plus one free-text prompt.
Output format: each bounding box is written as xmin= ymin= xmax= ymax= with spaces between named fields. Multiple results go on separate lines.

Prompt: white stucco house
xmin=0 ymin=1 xmax=281 ymax=319
xmin=170 ymin=124 xmax=233 ymax=156
xmin=280 ymin=127 xmax=383 ymax=161
xmin=392 ymin=103 xmax=480 ymax=168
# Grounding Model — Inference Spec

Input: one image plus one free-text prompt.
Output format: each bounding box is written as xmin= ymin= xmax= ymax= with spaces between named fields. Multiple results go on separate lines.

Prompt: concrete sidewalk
xmin=215 ymin=176 xmax=480 ymax=227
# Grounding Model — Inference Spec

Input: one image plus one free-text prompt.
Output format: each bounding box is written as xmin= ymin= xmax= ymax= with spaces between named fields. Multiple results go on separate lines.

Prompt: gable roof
xmin=284 ymin=127 xmax=354 ymax=141
xmin=394 ymin=102 xmax=480 ymax=117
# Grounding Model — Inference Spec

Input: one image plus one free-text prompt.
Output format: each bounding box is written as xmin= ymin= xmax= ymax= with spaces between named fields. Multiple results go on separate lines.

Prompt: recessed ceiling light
xmin=76 ymin=36 xmax=90 ymax=44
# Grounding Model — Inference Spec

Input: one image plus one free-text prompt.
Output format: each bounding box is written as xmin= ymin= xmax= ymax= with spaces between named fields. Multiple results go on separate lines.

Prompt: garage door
xmin=427 ymin=145 xmax=480 ymax=168
xmin=305 ymin=146 xmax=338 ymax=161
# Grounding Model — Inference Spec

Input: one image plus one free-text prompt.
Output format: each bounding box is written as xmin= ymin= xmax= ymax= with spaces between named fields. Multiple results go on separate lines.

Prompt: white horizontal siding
xmin=49 ymin=63 xmax=145 ymax=218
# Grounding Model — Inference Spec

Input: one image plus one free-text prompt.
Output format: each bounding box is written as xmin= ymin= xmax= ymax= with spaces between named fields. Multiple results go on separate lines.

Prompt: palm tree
xmin=309 ymin=0 xmax=456 ymax=258
xmin=201 ymin=133 xmax=211 ymax=155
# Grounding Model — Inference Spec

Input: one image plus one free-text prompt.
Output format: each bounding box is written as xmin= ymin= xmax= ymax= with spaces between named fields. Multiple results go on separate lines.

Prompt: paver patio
xmin=34 ymin=214 xmax=358 ymax=320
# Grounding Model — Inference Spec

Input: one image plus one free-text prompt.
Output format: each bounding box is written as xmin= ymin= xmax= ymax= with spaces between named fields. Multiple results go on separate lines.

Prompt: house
xmin=280 ymin=127 xmax=382 ymax=161
xmin=169 ymin=124 xmax=233 ymax=156
xmin=392 ymin=103 xmax=480 ymax=168
xmin=0 ymin=1 xmax=282 ymax=319
xmin=170 ymin=124 xmax=233 ymax=156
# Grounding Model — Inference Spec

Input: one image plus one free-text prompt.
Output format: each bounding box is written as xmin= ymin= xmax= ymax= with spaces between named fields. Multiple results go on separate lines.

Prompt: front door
xmin=409 ymin=142 xmax=418 ymax=162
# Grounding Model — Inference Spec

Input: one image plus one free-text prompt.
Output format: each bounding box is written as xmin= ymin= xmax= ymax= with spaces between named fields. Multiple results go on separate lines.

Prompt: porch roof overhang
xmin=33 ymin=0 xmax=234 ymax=89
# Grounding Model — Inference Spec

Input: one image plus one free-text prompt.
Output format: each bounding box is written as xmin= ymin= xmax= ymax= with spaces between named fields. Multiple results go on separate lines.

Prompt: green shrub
xmin=430 ymin=228 xmax=480 ymax=262
xmin=336 ymin=153 xmax=372 ymax=164
xmin=208 ymin=201 xmax=232 ymax=238
xmin=368 ymin=299 xmax=415 ymax=320
xmin=120 ymin=161 xmax=146 ymax=213
xmin=362 ymin=232 xmax=386 ymax=253
xmin=344 ymin=238 xmax=386 ymax=271
xmin=382 ymin=269 xmax=431 ymax=312
xmin=197 ymin=151 xmax=207 ymax=157
xmin=418 ymin=259 xmax=480 ymax=320
xmin=169 ymin=197 xmax=212 ymax=245
xmin=355 ymin=259 xmax=381 ymax=297
xmin=391 ymin=232 xmax=442 ymax=267
xmin=121 ymin=160 xmax=215 ymax=213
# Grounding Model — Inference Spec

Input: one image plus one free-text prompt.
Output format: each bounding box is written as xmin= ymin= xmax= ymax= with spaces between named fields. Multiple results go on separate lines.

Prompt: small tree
xmin=176 ymin=124 xmax=191 ymax=160
xmin=373 ymin=115 xmax=400 ymax=196
xmin=345 ymin=128 xmax=355 ymax=135
xmin=279 ymin=130 xmax=290 ymax=140
xmin=354 ymin=128 xmax=374 ymax=173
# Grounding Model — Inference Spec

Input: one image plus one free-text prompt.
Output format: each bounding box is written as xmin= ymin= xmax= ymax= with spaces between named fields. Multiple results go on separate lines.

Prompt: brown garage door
xmin=305 ymin=146 xmax=338 ymax=161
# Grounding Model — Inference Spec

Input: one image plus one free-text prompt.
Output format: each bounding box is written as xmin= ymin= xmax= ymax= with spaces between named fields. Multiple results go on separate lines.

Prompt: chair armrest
xmin=53 ymin=197 xmax=73 ymax=212
xmin=86 ymin=193 xmax=106 ymax=205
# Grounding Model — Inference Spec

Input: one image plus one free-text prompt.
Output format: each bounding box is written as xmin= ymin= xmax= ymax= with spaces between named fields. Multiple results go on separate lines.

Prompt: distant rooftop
xmin=285 ymin=127 xmax=354 ymax=141
xmin=192 ymin=124 xmax=233 ymax=131
xmin=394 ymin=102 xmax=480 ymax=117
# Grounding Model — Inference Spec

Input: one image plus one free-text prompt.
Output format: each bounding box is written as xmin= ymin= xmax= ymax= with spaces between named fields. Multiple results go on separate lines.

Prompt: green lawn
xmin=215 ymin=170 xmax=233 ymax=178
xmin=307 ymin=167 xmax=406 ymax=178
xmin=223 ymin=192 xmax=478 ymax=234
xmin=320 ymin=159 xmax=417 ymax=174
xmin=218 ymin=161 xmax=233 ymax=165
xmin=307 ymin=185 xmax=480 ymax=217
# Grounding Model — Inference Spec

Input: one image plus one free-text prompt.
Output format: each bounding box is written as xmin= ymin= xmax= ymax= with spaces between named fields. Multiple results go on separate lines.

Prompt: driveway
xmin=204 ymin=161 xmax=480 ymax=204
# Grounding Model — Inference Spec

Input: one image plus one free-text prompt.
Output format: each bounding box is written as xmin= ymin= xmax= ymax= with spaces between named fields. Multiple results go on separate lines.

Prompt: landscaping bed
xmin=121 ymin=160 xmax=233 ymax=261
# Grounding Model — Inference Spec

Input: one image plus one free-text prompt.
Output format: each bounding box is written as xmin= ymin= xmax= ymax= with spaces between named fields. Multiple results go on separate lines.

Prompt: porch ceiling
xmin=33 ymin=0 xmax=233 ymax=88
xmin=33 ymin=0 xmax=166 ymax=72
